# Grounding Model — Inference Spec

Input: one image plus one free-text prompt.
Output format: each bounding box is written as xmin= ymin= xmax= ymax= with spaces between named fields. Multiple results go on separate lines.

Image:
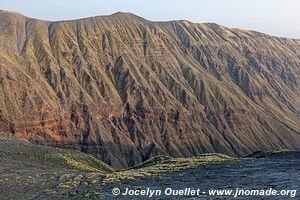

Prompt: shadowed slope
xmin=0 ymin=138 xmax=114 ymax=173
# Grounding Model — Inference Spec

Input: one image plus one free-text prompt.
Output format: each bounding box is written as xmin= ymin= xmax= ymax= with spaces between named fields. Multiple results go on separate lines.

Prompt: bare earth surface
xmin=107 ymin=152 xmax=300 ymax=199
xmin=0 ymin=10 xmax=300 ymax=168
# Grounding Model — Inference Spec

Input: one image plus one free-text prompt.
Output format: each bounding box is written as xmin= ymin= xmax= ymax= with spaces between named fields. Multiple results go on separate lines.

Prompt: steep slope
xmin=0 ymin=10 xmax=300 ymax=168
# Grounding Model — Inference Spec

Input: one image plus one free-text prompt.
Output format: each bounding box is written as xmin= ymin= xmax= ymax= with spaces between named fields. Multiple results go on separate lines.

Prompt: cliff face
xmin=0 ymin=10 xmax=300 ymax=168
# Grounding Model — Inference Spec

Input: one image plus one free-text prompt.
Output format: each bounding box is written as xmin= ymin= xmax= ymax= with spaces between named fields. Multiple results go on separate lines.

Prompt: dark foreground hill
xmin=0 ymin=139 xmax=231 ymax=199
xmin=0 ymin=10 xmax=300 ymax=168
xmin=0 ymin=139 xmax=299 ymax=199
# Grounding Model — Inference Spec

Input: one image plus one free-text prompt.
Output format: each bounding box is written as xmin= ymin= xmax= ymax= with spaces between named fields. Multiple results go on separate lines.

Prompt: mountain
xmin=0 ymin=10 xmax=300 ymax=168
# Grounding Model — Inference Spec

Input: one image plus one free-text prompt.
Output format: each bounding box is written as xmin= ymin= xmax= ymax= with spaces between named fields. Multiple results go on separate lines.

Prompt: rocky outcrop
xmin=0 ymin=10 xmax=300 ymax=168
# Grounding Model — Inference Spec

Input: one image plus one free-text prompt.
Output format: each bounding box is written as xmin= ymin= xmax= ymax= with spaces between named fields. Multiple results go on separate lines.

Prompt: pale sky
xmin=0 ymin=0 xmax=299 ymax=39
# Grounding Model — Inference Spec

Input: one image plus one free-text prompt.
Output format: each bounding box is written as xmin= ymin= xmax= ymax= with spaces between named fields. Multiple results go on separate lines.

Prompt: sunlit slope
xmin=0 ymin=10 xmax=300 ymax=168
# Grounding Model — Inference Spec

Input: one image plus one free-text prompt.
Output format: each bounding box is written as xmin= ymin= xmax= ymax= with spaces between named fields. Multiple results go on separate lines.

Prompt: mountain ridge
xmin=1 ymin=10 xmax=299 ymax=40
xmin=0 ymin=10 xmax=300 ymax=168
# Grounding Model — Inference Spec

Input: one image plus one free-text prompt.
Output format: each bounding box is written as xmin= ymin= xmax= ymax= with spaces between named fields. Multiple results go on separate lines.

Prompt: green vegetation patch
xmin=103 ymin=153 xmax=233 ymax=184
xmin=0 ymin=139 xmax=114 ymax=173
xmin=245 ymin=149 xmax=290 ymax=158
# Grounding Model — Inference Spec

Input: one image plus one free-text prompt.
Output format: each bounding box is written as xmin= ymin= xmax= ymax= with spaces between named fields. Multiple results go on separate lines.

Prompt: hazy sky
xmin=0 ymin=0 xmax=299 ymax=39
